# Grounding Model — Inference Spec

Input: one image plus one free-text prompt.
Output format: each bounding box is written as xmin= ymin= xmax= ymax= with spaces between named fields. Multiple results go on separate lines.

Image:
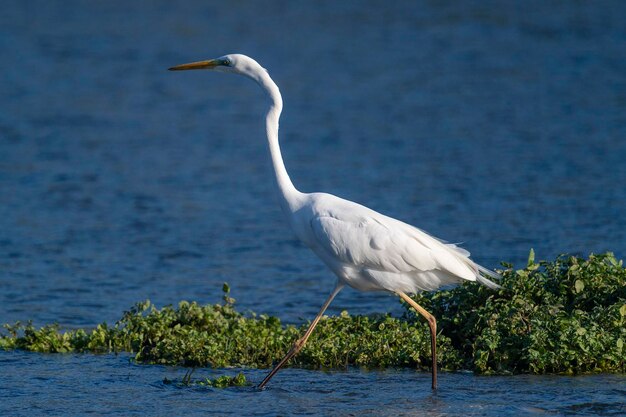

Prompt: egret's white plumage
xmin=169 ymin=53 xmax=501 ymax=390
xmin=298 ymin=192 xmax=498 ymax=293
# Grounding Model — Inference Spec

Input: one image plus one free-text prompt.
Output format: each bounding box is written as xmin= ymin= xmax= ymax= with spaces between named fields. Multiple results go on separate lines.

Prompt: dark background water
xmin=1 ymin=1 xmax=625 ymax=415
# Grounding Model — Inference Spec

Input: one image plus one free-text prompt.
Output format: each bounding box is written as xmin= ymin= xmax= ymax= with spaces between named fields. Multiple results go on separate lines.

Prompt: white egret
xmin=169 ymin=54 xmax=501 ymax=390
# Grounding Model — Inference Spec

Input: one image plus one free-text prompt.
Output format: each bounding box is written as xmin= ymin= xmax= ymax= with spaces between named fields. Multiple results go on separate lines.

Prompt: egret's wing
xmin=310 ymin=213 xmax=475 ymax=280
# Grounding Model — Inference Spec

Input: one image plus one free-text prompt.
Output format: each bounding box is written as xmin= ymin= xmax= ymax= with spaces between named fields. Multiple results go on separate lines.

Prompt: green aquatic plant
xmin=109 ymin=293 xmax=460 ymax=371
xmin=163 ymin=371 xmax=248 ymax=388
xmin=1 ymin=253 xmax=624 ymax=375
xmin=409 ymin=251 xmax=626 ymax=374
xmin=0 ymin=322 xmax=120 ymax=354
xmin=0 ymin=285 xmax=456 ymax=371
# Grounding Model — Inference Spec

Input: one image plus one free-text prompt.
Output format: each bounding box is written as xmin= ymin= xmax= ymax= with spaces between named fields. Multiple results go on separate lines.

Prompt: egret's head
xmin=168 ymin=54 xmax=265 ymax=79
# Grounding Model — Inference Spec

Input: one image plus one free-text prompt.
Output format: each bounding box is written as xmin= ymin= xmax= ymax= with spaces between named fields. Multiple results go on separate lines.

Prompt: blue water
xmin=2 ymin=351 xmax=625 ymax=417
xmin=1 ymin=1 xmax=625 ymax=415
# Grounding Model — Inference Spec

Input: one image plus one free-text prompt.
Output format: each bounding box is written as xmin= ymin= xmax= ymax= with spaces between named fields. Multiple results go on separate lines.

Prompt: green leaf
xmin=620 ymin=304 xmax=626 ymax=317
xmin=574 ymin=280 xmax=584 ymax=293
xmin=527 ymin=248 xmax=535 ymax=267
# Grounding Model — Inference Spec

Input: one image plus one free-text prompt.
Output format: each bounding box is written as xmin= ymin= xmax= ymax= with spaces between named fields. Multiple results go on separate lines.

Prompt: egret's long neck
xmin=252 ymin=70 xmax=303 ymax=212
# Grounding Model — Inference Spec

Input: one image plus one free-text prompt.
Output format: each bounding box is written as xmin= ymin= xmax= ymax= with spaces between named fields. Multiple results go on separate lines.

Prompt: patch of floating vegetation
xmin=1 ymin=252 xmax=624 ymax=375
xmin=163 ymin=370 xmax=248 ymax=388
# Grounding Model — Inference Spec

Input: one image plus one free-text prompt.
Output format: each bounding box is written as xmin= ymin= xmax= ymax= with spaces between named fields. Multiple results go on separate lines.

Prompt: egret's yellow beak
xmin=168 ymin=59 xmax=220 ymax=71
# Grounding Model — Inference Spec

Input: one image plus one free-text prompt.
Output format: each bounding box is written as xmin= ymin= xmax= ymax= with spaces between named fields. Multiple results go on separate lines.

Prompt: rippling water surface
xmin=2 ymin=351 xmax=625 ymax=416
xmin=1 ymin=1 xmax=625 ymax=415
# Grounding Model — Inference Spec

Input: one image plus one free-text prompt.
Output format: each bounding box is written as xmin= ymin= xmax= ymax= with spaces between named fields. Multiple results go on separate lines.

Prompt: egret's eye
xmin=222 ymin=59 xmax=231 ymax=67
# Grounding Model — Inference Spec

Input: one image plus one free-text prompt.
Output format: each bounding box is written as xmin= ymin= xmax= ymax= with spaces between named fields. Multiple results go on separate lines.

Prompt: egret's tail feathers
xmin=476 ymin=275 xmax=501 ymax=289
xmin=476 ymin=265 xmax=502 ymax=289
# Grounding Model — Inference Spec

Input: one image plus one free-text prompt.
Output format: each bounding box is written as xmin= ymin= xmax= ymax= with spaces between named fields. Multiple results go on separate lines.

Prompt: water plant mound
xmin=2 ymin=253 xmax=624 ymax=375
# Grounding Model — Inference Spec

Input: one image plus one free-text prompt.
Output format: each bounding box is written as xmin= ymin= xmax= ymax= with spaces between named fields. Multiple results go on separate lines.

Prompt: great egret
xmin=169 ymin=54 xmax=501 ymax=390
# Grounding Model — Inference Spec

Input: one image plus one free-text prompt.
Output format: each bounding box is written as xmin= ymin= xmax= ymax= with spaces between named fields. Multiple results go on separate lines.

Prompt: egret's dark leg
xmin=258 ymin=284 xmax=344 ymax=389
xmin=397 ymin=291 xmax=437 ymax=390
